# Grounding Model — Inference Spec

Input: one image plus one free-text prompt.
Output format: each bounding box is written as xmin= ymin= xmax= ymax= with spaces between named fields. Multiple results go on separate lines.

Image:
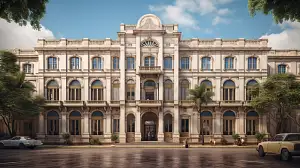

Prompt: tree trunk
xmin=199 ymin=105 xmax=204 ymax=145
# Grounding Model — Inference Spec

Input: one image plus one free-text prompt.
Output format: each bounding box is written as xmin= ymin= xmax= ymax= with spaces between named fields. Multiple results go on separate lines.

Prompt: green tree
xmin=189 ymin=83 xmax=214 ymax=145
xmin=248 ymin=0 xmax=300 ymax=23
xmin=0 ymin=0 xmax=49 ymax=30
xmin=0 ymin=51 xmax=45 ymax=137
xmin=250 ymin=74 xmax=300 ymax=134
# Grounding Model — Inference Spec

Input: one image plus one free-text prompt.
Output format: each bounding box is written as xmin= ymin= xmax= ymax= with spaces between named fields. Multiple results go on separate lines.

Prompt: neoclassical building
xmin=1 ymin=14 xmax=300 ymax=143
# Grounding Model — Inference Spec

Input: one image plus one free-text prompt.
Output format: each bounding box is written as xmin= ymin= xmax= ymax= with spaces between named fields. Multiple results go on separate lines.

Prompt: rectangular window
xmin=248 ymin=57 xmax=257 ymax=70
xmin=223 ymin=119 xmax=234 ymax=135
xmin=180 ymin=57 xmax=189 ymax=70
xmin=246 ymin=119 xmax=257 ymax=135
xmin=164 ymin=119 xmax=172 ymax=132
xmin=225 ymin=57 xmax=234 ymax=69
xmin=181 ymin=119 xmax=189 ymax=132
xmin=113 ymin=119 xmax=120 ymax=133
xmin=113 ymin=57 xmax=119 ymax=70
xmin=202 ymin=57 xmax=211 ymax=70
xmin=70 ymin=120 xmax=80 ymax=135
xmin=164 ymin=57 xmax=172 ymax=69
xmin=127 ymin=57 xmax=135 ymax=69
xmin=127 ymin=119 xmax=135 ymax=132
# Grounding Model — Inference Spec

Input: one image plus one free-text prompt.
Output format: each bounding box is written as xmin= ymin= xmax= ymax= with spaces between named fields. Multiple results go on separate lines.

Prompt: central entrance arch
xmin=142 ymin=112 xmax=158 ymax=141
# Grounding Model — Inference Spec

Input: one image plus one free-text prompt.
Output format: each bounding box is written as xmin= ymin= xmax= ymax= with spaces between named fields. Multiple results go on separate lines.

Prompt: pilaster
xmin=158 ymin=110 xmax=164 ymax=142
xmin=213 ymin=107 xmax=222 ymax=138
xmin=119 ymin=105 xmax=126 ymax=143
xmin=37 ymin=112 xmax=45 ymax=139
xmin=238 ymin=107 xmax=245 ymax=137
xmin=135 ymin=109 xmax=141 ymax=142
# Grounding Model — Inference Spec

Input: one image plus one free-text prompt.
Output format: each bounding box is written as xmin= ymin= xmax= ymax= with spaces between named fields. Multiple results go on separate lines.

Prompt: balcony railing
xmin=64 ymin=100 xmax=82 ymax=104
xmin=87 ymin=100 xmax=106 ymax=104
xmin=180 ymin=100 xmax=194 ymax=106
xmin=110 ymin=100 xmax=120 ymax=104
xmin=138 ymin=100 xmax=162 ymax=107
xmin=45 ymin=100 xmax=60 ymax=104
xmin=138 ymin=66 xmax=162 ymax=74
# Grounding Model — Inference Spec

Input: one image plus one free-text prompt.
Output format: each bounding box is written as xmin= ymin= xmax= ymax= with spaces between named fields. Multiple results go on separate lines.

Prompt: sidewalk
xmin=39 ymin=144 xmax=257 ymax=149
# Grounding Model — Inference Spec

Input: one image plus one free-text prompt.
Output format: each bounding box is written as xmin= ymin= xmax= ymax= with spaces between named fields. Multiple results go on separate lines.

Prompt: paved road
xmin=0 ymin=148 xmax=299 ymax=168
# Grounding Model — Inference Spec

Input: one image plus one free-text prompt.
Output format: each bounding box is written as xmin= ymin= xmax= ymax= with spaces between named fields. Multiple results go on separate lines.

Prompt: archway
xmin=142 ymin=112 xmax=158 ymax=141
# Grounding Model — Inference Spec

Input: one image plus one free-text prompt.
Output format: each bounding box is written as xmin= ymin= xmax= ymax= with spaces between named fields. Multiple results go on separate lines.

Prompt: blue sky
xmin=40 ymin=0 xmax=280 ymax=40
xmin=1 ymin=0 xmax=300 ymax=49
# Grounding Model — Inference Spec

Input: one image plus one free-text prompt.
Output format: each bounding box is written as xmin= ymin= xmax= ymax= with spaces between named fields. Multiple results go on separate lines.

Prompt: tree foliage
xmin=189 ymin=84 xmax=214 ymax=145
xmin=0 ymin=51 xmax=45 ymax=137
xmin=248 ymin=0 xmax=300 ymax=23
xmin=250 ymin=73 xmax=300 ymax=133
xmin=0 ymin=0 xmax=49 ymax=30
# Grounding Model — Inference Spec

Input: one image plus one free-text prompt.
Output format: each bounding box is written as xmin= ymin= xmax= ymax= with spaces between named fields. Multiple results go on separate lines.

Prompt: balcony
xmin=179 ymin=100 xmax=194 ymax=107
xmin=138 ymin=66 xmax=162 ymax=75
xmin=64 ymin=100 xmax=83 ymax=106
xmin=138 ymin=100 xmax=162 ymax=107
xmin=45 ymin=100 xmax=60 ymax=106
xmin=220 ymin=100 xmax=243 ymax=106
xmin=86 ymin=100 xmax=107 ymax=107
xmin=110 ymin=100 xmax=120 ymax=107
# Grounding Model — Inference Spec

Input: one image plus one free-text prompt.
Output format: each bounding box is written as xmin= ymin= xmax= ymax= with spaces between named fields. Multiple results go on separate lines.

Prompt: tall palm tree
xmin=189 ymin=83 xmax=214 ymax=145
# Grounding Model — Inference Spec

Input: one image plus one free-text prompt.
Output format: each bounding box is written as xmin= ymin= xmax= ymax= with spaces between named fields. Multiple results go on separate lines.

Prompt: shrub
xmin=255 ymin=132 xmax=267 ymax=142
xmin=62 ymin=133 xmax=71 ymax=145
xmin=232 ymin=133 xmax=240 ymax=140
xmin=111 ymin=134 xmax=118 ymax=142
xmin=221 ymin=138 xmax=228 ymax=145
xmin=90 ymin=138 xmax=102 ymax=145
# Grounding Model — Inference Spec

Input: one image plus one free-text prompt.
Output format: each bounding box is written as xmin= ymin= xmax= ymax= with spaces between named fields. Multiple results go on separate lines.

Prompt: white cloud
xmin=0 ymin=19 xmax=55 ymax=50
xmin=212 ymin=16 xmax=230 ymax=25
xmin=261 ymin=21 xmax=300 ymax=49
xmin=217 ymin=8 xmax=231 ymax=15
xmin=149 ymin=0 xmax=234 ymax=29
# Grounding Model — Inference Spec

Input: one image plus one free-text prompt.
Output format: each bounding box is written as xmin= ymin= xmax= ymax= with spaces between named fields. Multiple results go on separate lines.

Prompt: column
xmin=84 ymin=77 xmax=89 ymax=101
xmin=61 ymin=77 xmax=67 ymax=101
xmin=213 ymin=107 xmax=222 ymax=141
xmin=238 ymin=108 xmax=245 ymax=137
xmin=173 ymin=105 xmax=180 ymax=143
xmin=61 ymin=112 xmax=67 ymax=134
xmin=173 ymin=40 xmax=180 ymax=143
xmin=190 ymin=112 xmax=199 ymax=142
xmin=106 ymin=77 xmax=111 ymax=103
xmin=37 ymin=112 xmax=45 ymax=139
xmin=158 ymin=110 xmax=164 ymax=142
xmin=119 ymin=105 xmax=126 ymax=143
xmin=159 ymin=75 xmax=163 ymax=100
xmin=82 ymin=112 xmax=89 ymax=142
xmin=135 ymin=109 xmax=141 ymax=142
xmin=105 ymin=110 xmax=112 ymax=142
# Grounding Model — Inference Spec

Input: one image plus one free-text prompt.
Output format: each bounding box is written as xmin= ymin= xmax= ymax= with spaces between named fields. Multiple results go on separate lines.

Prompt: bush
xmin=111 ymin=134 xmax=118 ymax=142
xmin=221 ymin=138 xmax=228 ymax=145
xmin=62 ymin=133 xmax=71 ymax=145
xmin=232 ymin=133 xmax=240 ymax=140
xmin=90 ymin=138 xmax=102 ymax=145
xmin=255 ymin=132 xmax=267 ymax=142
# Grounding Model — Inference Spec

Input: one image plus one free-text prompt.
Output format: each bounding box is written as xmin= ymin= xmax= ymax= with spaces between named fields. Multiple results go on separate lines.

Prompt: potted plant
xmin=111 ymin=134 xmax=118 ymax=144
xmin=255 ymin=132 xmax=267 ymax=144
xmin=232 ymin=133 xmax=240 ymax=145
xmin=62 ymin=133 xmax=72 ymax=145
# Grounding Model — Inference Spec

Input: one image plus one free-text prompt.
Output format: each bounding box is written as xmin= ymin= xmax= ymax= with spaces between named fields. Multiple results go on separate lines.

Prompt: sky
xmin=1 ymin=0 xmax=300 ymax=49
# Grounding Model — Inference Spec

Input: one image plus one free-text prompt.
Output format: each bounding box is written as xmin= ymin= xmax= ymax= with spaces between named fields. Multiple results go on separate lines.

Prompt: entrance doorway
xmin=141 ymin=112 xmax=158 ymax=141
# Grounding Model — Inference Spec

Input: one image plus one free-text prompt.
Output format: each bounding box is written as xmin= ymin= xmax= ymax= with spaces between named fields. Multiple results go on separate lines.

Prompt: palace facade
xmin=1 ymin=14 xmax=300 ymax=143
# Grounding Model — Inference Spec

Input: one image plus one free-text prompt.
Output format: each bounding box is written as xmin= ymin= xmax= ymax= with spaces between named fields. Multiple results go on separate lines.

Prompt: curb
xmin=39 ymin=145 xmax=257 ymax=149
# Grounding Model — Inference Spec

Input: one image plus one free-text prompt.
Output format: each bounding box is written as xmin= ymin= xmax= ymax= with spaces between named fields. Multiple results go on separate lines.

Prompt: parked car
xmin=256 ymin=133 xmax=300 ymax=161
xmin=0 ymin=136 xmax=43 ymax=149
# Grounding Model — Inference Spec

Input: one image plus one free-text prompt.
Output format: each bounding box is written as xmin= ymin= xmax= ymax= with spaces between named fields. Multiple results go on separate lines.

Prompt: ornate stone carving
xmin=137 ymin=14 xmax=162 ymax=30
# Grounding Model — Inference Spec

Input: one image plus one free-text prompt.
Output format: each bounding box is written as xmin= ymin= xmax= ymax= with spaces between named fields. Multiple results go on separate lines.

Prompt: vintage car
xmin=0 ymin=136 xmax=43 ymax=149
xmin=257 ymin=133 xmax=300 ymax=161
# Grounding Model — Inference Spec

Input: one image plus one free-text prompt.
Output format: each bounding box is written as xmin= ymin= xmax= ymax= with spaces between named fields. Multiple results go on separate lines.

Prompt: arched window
xmin=126 ymin=80 xmax=135 ymax=100
xmin=180 ymin=57 xmax=189 ymax=70
xmin=246 ymin=80 xmax=258 ymax=101
xmin=144 ymin=80 xmax=156 ymax=100
xmin=111 ymin=80 xmax=120 ymax=101
xmin=246 ymin=111 xmax=259 ymax=135
xmin=164 ymin=80 xmax=174 ymax=101
xmin=48 ymin=57 xmax=57 ymax=70
xmin=248 ymin=57 xmax=257 ymax=70
xmin=144 ymin=56 xmax=155 ymax=67
xmin=180 ymin=79 xmax=190 ymax=100
xmin=223 ymin=80 xmax=235 ymax=102
xmin=112 ymin=57 xmax=119 ymax=70
xmin=202 ymin=57 xmax=211 ymax=70
xmin=164 ymin=57 xmax=172 ymax=69
xmin=126 ymin=57 xmax=135 ymax=70
xmin=47 ymin=111 xmax=59 ymax=135
xmin=223 ymin=111 xmax=236 ymax=135
xmin=164 ymin=114 xmax=173 ymax=133
xmin=141 ymin=40 xmax=159 ymax=47
xmin=46 ymin=80 xmax=59 ymax=100
xmin=91 ymin=111 xmax=103 ymax=135
xmin=69 ymin=111 xmax=81 ymax=135
xmin=70 ymin=57 xmax=80 ymax=70
xmin=92 ymin=57 xmax=103 ymax=70
xmin=201 ymin=80 xmax=212 ymax=92
xmin=278 ymin=64 xmax=286 ymax=74
xmin=200 ymin=111 xmax=213 ymax=135
xmin=224 ymin=57 xmax=234 ymax=70
xmin=69 ymin=80 xmax=81 ymax=100
xmin=127 ymin=114 xmax=135 ymax=132
xmin=91 ymin=80 xmax=104 ymax=100
xmin=23 ymin=64 xmax=32 ymax=73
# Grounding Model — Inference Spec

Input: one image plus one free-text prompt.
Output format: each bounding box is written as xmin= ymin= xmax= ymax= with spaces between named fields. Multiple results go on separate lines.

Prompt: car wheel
xmin=0 ymin=143 xmax=4 ymax=149
xmin=280 ymin=149 xmax=292 ymax=161
xmin=29 ymin=146 xmax=36 ymax=149
xmin=19 ymin=143 xmax=26 ymax=149
xmin=258 ymin=146 xmax=266 ymax=157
